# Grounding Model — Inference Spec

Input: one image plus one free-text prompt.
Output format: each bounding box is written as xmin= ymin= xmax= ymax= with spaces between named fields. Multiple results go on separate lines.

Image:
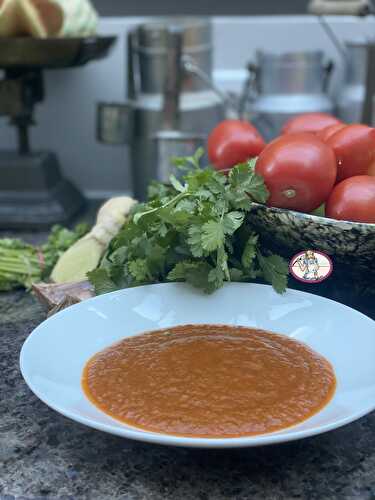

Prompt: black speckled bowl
xmin=248 ymin=203 xmax=375 ymax=285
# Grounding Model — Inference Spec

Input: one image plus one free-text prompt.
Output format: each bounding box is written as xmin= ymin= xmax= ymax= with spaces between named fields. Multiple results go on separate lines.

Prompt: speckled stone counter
xmin=1 ymin=228 xmax=375 ymax=500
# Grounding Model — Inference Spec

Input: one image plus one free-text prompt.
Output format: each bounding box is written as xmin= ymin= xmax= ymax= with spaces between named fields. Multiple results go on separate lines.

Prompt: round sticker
xmin=289 ymin=250 xmax=333 ymax=284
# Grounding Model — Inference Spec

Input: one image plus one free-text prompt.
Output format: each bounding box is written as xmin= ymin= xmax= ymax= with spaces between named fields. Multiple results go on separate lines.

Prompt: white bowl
xmin=20 ymin=283 xmax=375 ymax=449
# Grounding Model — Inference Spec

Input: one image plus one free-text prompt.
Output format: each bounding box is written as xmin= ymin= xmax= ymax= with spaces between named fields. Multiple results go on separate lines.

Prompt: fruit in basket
xmin=208 ymin=119 xmax=266 ymax=170
xmin=255 ymin=133 xmax=337 ymax=213
xmin=326 ymin=124 xmax=375 ymax=182
xmin=282 ymin=113 xmax=342 ymax=135
xmin=326 ymin=175 xmax=375 ymax=223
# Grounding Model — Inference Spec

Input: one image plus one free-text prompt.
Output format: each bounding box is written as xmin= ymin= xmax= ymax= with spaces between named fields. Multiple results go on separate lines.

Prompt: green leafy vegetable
xmin=0 ymin=224 xmax=89 ymax=291
xmin=89 ymin=156 xmax=288 ymax=295
xmin=257 ymin=252 xmax=289 ymax=294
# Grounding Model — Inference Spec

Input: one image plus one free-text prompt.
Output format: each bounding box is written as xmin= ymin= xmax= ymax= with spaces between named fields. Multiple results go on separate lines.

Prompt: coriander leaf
xmin=247 ymin=157 xmax=258 ymax=171
xmin=217 ymin=245 xmax=230 ymax=280
xmin=167 ymin=260 xmax=215 ymax=293
xmin=228 ymin=162 xmax=269 ymax=204
xmin=159 ymin=223 xmax=169 ymax=237
xmin=208 ymin=267 xmax=224 ymax=290
xmin=175 ymin=198 xmax=196 ymax=212
xmin=171 ymin=146 xmax=205 ymax=171
xmin=169 ymin=174 xmax=185 ymax=193
xmin=87 ymin=268 xmax=118 ymax=295
xmin=167 ymin=261 xmax=189 ymax=281
xmin=257 ymin=252 xmax=288 ymax=293
xmin=241 ymin=234 xmax=259 ymax=269
xmin=147 ymin=181 xmax=174 ymax=200
xmin=193 ymin=146 xmax=205 ymax=165
xmin=223 ymin=211 xmax=244 ymax=235
xmin=246 ymin=172 xmax=269 ymax=203
xmin=229 ymin=268 xmax=244 ymax=281
xmin=128 ymin=259 xmax=151 ymax=282
xmin=134 ymin=191 xmax=188 ymax=224
xmin=227 ymin=193 xmax=253 ymax=212
xmin=110 ymin=246 xmax=128 ymax=266
xmin=195 ymin=188 xmax=215 ymax=201
xmin=228 ymin=162 xmax=253 ymax=188
xmin=185 ymin=168 xmax=214 ymax=192
xmin=187 ymin=225 xmax=204 ymax=257
xmin=158 ymin=207 xmax=191 ymax=226
xmin=206 ymin=176 xmax=226 ymax=195
xmin=201 ymin=221 xmax=225 ymax=252
xmin=146 ymin=244 xmax=167 ymax=276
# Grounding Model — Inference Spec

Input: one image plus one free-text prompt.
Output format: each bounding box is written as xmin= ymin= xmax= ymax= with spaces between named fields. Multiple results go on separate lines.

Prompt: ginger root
xmin=50 ymin=196 xmax=136 ymax=284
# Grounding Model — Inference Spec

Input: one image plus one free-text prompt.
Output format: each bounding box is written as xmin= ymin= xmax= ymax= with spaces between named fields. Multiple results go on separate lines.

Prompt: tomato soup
xmin=82 ymin=324 xmax=336 ymax=438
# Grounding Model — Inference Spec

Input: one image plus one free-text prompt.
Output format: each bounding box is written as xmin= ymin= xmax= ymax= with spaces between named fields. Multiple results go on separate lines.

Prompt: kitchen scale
xmin=0 ymin=36 xmax=115 ymax=228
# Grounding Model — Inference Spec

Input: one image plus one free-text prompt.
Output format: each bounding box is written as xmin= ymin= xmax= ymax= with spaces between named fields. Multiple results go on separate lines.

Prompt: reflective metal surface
xmin=337 ymin=41 xmax=367 ymax=123
xmin=244 ymin=50 xmax=334 ymax=140
xmin=97 ymin=18 xmax=225 ymax=200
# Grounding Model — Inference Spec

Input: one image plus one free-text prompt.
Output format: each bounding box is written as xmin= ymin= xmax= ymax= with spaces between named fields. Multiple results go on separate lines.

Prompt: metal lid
xmin=136 ymin=17 xmax=211 ymax=52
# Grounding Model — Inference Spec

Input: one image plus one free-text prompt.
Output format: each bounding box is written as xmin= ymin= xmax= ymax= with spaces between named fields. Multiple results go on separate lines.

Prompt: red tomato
xmin=326 ymin=124 xmax=375 ymax=182
xmin=282 ymin=113 xmax=342 ymax=135
xmin=207 ymin=119 xmax=266 ymax=170
xmin=255 ymin=133 xmax=337 ymax=213
xmin=368 ymin=160 xmax=375 ymax=176
xmin=316 ymin=123 xmax=346 ymax=143
xmin=326 ymin=175 xmax=375 ymax=223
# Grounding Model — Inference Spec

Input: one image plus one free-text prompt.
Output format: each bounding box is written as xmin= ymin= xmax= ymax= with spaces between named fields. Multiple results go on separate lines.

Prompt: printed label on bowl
xmin=289 ymin=250 xmax=333 ymax=284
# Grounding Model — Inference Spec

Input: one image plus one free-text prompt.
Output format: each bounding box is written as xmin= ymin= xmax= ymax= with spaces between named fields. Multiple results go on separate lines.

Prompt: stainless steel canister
xmin=97 ymin=17 xmax=225 ymax=200
xmin=133 ymin=17 xmax=212 ymax=94
xmin=337 ymin=40 xmax=367 ymax=123
xmin=244 ymin=50 xmax=334 ymax=140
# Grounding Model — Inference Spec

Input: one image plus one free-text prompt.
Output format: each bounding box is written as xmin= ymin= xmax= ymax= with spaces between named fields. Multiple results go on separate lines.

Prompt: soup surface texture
xmin=82 ymin=324 xmax=336 ymax=438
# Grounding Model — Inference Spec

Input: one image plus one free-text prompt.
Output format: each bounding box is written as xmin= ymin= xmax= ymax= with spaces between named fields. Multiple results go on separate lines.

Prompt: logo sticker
xmin=289 ymin=250 xmax=333 ymax=284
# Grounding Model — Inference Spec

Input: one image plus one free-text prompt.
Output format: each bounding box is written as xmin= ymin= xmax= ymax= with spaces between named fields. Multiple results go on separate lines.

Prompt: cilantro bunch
xmin=88 ymin=150 xmax=288 ymax=295
xmin=0 ymin=224 xmax=89 ymax=291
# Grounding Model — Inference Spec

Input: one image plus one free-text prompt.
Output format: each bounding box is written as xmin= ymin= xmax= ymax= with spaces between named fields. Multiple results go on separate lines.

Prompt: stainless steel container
xmin=134 ymin=18 xmax=212 ymax=94
xmin=244 ymin=50 xmax=334 ymax=140
xmin=97 ymin=18 xmax=225 ymax=200
xmin=337 ymin=41 xmax=367 ymax=123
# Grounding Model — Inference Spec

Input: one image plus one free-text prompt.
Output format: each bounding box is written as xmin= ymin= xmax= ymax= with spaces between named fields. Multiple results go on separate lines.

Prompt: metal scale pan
xmin=0 ymin=36 xmax=116 ymax=68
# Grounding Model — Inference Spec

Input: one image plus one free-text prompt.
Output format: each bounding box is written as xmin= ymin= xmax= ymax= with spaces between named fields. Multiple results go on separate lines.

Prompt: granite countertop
xmin=1 ymin=226 xmax=375 ymax=500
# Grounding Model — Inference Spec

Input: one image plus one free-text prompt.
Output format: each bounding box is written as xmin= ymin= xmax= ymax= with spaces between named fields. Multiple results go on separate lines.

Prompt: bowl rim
xmin=250 ymin=202 xmax=375 ymax=229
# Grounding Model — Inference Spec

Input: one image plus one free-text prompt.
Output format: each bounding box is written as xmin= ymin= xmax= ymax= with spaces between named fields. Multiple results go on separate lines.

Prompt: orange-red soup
xmin=82 ymin=324 xmax=336 ymax=438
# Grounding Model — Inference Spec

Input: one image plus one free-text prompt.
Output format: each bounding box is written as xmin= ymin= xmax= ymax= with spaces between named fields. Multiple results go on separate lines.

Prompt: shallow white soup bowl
xmin=20 ymin=283 xmax=375 ymax=448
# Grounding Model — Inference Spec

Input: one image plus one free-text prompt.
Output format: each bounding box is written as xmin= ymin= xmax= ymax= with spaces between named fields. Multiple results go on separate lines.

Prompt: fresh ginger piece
xmin=50 ymin=238 xmax=103 ymax=284
xmin=50 ymin=196 xmax=137 ymax=284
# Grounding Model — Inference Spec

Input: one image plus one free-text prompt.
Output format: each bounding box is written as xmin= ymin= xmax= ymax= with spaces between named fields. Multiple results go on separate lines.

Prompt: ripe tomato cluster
xmin=207 ymin=114 xmax=375 ymax=224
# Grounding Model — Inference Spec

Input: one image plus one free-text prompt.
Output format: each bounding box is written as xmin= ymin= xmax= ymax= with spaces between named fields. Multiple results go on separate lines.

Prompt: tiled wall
xmin=0 ymin=16 xmax=373 ymax=198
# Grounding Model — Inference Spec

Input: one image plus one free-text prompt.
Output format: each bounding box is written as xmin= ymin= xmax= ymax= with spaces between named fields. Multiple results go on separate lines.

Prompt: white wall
xmin=0 ymin=16 xmax=374 ymax=198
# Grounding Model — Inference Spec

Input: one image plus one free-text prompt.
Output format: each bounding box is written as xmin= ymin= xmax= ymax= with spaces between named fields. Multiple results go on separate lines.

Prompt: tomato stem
xmin=283 ymin=189 xmax=296 ymax=199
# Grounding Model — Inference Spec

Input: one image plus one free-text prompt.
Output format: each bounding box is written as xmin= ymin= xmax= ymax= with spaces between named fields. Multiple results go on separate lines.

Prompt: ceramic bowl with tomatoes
xmin=208 ymin=117 xmax=375 ymax=287
xmin=248 ymin=202 xmax=375 ymax=284
xmin=252 ymin=123 xmax=375 ymax=286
